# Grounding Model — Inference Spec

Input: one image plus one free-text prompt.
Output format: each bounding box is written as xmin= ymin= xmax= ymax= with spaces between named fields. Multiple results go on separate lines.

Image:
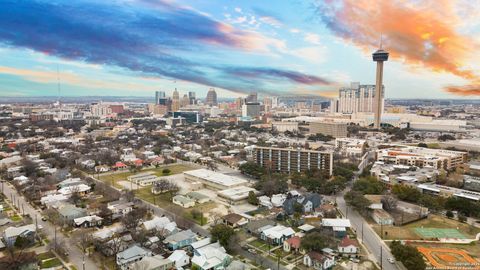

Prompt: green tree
xmin=344 ymin=191 xmax=370 ymax=214
xmin=392 ymin=184 xmax=421 ymax=202
xmin=390 ymin=241 xmax=426 ymax=270
xmin=210 ymin=224 xmax=235 ymax=249
xmin=353 ymin=176 xmax=385 ymax=194
xmin=445 ymin=197 xmax=479 ymax=217
xmin=446 ymin=210 xmax=454 ymax=219
xmin=239 ymin=162 xmax=266 ymax=179
xmin=417 ymin=142 xmax=428 ymax=148
xmin=300 ymin=232 xmax=330 ymax=252
xmin=247 ymin=191 xmax=259 ymax=205
xmin=162 ymin=168 xmax=171 ymax=175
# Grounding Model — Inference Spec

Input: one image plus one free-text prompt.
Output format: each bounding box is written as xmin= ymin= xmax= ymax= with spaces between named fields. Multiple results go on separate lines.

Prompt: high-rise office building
xmin=188 ymin=91 xmax=196 ymax=105
xmin=172 ymin=88 xmax=180 ymax=112
xmin=263 ymin=97 xmax=272 ymax=111
xmin=242 ymin=102 xmax=261 ymax=118
xmin=155 ymin=91 xmax=166 ymax=105
xmin=235 ymin=97 xmax=244 ymax=110
xmin=253 ymin=146 xmax=333 ymax=176
xmin=205 ymin=88 xmax=217 ymax=106
xmin=246 ymin=92 xmax=258 ymax=103
xmin=331 ymin=82 xmax=384 ymax=114
xmin=372 ymin=47 xmax=389 ymax=129
xmin=181 ymin=94 xmax=190 ymax=108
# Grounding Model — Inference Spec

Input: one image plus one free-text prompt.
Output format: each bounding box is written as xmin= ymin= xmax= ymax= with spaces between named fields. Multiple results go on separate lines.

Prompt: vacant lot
xmin=98 ymin=164 xmax=195 ymax=189
xmin=372 ymin=214 xmax=480 ymax=240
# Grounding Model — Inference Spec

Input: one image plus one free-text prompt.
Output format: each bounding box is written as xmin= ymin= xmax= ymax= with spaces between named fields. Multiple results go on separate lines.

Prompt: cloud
xmin=0 ymin=0 xmax=321 ymax=96
xmin=313 ymin=0 xmax=480 ymax=95
xmin=252 ymin=8 xmax=283 ymax=28
xmin=444 ymin=84 xmax=480 ymax=96
xmin=304 ymin=33 xmax=322 ymax=45
xmin=223 ymin=67 xmax=331 ymax=85
xmin=0 ymin=66 xmax=160 ymax=91
xmin=290 ymin=46 xmax=328 ymax=63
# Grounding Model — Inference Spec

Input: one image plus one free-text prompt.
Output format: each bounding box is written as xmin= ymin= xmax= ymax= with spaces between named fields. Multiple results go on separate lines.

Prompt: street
xmin=336 ymin=191 xmax=399 ymax=270
xmin=1 ymin=180 xmax=98 ymax=270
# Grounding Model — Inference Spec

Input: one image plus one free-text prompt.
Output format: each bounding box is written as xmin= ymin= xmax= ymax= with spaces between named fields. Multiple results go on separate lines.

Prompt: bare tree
xmin=152 ymin=179 xmax=171 ymax=194
xmin=381 ymin=195 xmax=398 ymax=211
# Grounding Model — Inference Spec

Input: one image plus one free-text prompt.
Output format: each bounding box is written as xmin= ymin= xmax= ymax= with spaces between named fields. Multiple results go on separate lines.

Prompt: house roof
xmin=191 ymin=237 xmax=211 ymax=250
xmin=4 ymin=224 xmax=36 ymax=239
xmin=339 ymin=236 xmax=358 ymax=248
xmin=298 ymin=224 xmax=315 ymax=232
xmin=164 ymin=229 xmax=196 ymax=244
xmin=73 ymin=215 xmax=103 ymax=226
xmin=261 ymin=225 xmax=295 ymax=239
xmin=168 ymin=250 xmax=188 ymax=262
xmin=117 ymin=245 xmax=151 ymax=264
xmin=192 ymin=242 xmax=230 ymax=270
xmin=307 ymin=251 xmax=327 ymax=262
xmin=285 ymin=236 xmax=301 ymax=249
xmin=142 ymin=216 xmax=171 ymax=231
xmin=57 ymin=204 xmax=86 ymax=217
xmin=321 ymin=218 xmax=351 ymax=228
xmin=222 ymin=213 xmax=244 ymax=224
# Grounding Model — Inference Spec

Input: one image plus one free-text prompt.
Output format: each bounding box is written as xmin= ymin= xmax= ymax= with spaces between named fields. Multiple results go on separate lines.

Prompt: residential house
xmin=321 ymin=219 xmax=351 ymax=238
xmin=73 ymin=215 xmax=103 ymax=228
xmin=142 ymin=216 xmax=177 ymax=235
xmin=260 ymin=225 xmax=295 ymax=245
xmin=338 ymin=236 xmax=359 ymax=257
xmin=283 ymin=236 xmax=301 ymax=253
xmin=168 ymin=249 xmax=190 ymax=269
xmin=246 ymin=219 xmax=275 ymax=235
xmin=192 ymin=242 xmax=231 ymax=270
xmin=172 ymin=195 xmax=195 ymax=208
xmin=164 ymin=229 xmax=197 ymax=250
xmin=95 ymin=165 xmax=110 ymax=173
xmin=57 ymin=203 xmax=88 ymax=224
xmin=130 ymin=255 xmax=174 ymax=270
xmin=3 ymin=224 xmax=36 ymax=246
xmin=283 ymin=193 xmax=322 ymax=215
xmin=108 ymin=200 xmax=134 ymax=218
xmin=316 ymin=204 xmax=337 ymax=218
xmin=303 ymin=251 xmax=335 ymax=270
xmin=222 ymin=213 xmax=248 ymax=228
xmin=116 ymin=245 xmax=153 ymax=270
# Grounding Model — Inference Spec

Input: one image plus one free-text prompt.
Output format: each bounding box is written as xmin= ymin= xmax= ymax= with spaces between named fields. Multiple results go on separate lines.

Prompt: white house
xmin=338 ymin=236 xmax=358 ymax=256
xmin=303 ymin=251 xmax=335 ymax=270
xmin=173 ymin=195 xmax=195 ymax=208
xmin=260 ymin=225 xmax=295 ymax=245
xmin=168 ymin=249 xmax=190 ymax=269
xmin=3 ymin=224 xmax=36 ymax=246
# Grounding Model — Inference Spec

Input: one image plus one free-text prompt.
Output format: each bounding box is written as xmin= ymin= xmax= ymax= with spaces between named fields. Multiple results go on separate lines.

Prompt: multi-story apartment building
xmin=331 ymin=82 xmax=384 ymax=114
xmin=309 ymin=122 xmax=347 ymax=138
xmin=253 ymin=146 xmax=333 ymax=176
xmin=376 ymin=145 xmax=467 ymax=170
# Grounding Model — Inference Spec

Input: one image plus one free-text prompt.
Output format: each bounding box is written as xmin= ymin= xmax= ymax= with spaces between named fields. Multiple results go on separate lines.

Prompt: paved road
xmin=1 ymin=180 xmax=98 ymax=270
xmin=336 ymin=191 xmax=398 ymax=270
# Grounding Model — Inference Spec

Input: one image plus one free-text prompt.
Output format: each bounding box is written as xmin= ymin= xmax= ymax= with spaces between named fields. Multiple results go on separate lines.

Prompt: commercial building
xmin=309 ymin=121 xmax=347 ymax=138
xmin=188 ymin=91 xmax=196 ymax=105
xmin=205 ymin=88 xmax=218 ymax=106
xmin=127 ymin=172 xmax=160 ymax=186
xmin=155 ymin=91 xmax=166 ymax=104
xmin=253 ymin=146 xmax=333 ymax=176
xmin=242 ymin=102 xmax=261 ymax=118
xmin=272 ymin=121 xmax=299 ymax=133
xmin=331 ymin=82 xmax=384 ymax=114
xmin=217 ymin=186 xmax=259 ymax=204
xmin=376 ymin=145 xmax=467 ymax=170
xmin=172 ymin=111 xmax=202 ymax=123
xmin=463 ymin=175 xmax=480 ymax=192
xmin=183 ymin=169 xmax=248 ymax=190
xmin=418 ymin=183 xmax=480 ymax=201
xmin=335 ymin=138 xmax=366 ymax=156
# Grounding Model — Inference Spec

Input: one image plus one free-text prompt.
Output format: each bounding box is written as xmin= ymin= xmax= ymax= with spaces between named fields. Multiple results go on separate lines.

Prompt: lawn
xmin=10 ymin=214 xmax=22 ymax=222
xmin=373 ymin=214 xmax=480 ymax=240
xmin=41 ymin=258 xmax=62 ymax=268
xmin=98 ymin=164 xmax=195 ymax=189
xmin=37 ymin=251 xmax=55 ymax=261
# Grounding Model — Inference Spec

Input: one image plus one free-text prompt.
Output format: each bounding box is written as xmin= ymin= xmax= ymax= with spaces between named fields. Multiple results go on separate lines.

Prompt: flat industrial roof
xmin=184 ymin=169 xmax=247 ymax=188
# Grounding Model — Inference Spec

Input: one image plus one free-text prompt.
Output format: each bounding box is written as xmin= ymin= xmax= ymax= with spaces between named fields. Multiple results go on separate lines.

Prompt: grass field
xmin=372 ymin=214 xmax=480 ymax=240
xmin=40 ymin=258 xmax=62 ymax=268
xmin=98 ymin=164 xmax=195 ymax=189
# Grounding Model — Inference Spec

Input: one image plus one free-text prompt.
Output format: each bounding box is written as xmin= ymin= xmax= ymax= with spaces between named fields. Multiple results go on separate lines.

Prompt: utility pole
xmin=380 ymin=245 xmax=383 ymax=270
xmin=361 ymin=222 xmax=364 ymax=242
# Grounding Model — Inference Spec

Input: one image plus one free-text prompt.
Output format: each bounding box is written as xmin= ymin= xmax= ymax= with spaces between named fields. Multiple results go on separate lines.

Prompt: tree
xmin=417 ymin=142 xmax=428 ymax=148
xmin=344 ymin=191 xmax=370 ymax=214
xmin=353 ymin=176 xmax=385 ymax=194
xmin=458 ymin=214 xmax=467 ymax=223
xmin=445 ymin=197 xmax=479 ymax=217
xmin=392 ymin=184 xmax=421 ymax=202
xmin=239 ymin=162 xmax=266 ymax=179
xmin=300 ymin=232 xmax=330 ymax=252
xmin=210 ymin=224 xmax=235 ymax=250
xmin=390 ymin=241 xmax=426 ymax=270
xmin=247 ymin=191 xmax=259 ymax=205
xmin=122 ymin=206 xmax=148 ymax=232
xmin=381 ymin=195 xmax=398 ymax=211
xmin=162 ymin=168 xmax=171 ymax=175
xmin=152 ymin=179 xmax=171 ymax=194
xmin=446 ymin=210 xmax=454 ymax=219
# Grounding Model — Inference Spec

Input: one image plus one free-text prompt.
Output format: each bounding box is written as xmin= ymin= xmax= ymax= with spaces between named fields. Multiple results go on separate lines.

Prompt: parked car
xmin=388 ymin=258 xmax=395 ymax=263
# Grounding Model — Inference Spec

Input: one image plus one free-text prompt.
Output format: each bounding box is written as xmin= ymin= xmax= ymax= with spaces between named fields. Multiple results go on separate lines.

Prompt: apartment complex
xmin=253 ymin=146 xmax=333 ymax=176
xmin=330 ymin=82 xmax=384 ymax=114
xmin=376 ymin=145 xmax=467 ymax=170
xmin=309 ymin=122 xmax=347 ymax=138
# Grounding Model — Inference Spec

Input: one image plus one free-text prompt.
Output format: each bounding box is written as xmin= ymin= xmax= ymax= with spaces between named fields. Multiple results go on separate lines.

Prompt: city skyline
xmin=0 ymin=0 xmax=479 ymax=99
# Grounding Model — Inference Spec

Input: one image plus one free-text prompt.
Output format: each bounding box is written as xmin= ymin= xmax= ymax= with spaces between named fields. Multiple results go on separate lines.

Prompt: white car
xmin=388 ymin=258 xmax=395 ymax=263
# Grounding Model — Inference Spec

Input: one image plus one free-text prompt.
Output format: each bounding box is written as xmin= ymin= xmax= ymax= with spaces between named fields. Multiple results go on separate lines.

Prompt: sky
xmin=0 ymin=0 xmax=479 ymax=99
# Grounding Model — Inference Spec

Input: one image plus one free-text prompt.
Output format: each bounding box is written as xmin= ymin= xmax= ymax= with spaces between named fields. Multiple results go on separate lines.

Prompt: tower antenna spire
xmin=380 ymin=33 xmax=383 ymax=49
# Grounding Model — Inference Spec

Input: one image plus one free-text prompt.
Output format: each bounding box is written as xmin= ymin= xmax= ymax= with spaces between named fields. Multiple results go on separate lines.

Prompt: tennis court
xmin=414 ymin=228 xmax=466 ymax=239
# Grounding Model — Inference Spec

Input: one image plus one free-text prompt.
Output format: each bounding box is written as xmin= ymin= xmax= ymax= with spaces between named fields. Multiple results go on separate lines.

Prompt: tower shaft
xmin=374 ymin=61 xmax=384 ymax=129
